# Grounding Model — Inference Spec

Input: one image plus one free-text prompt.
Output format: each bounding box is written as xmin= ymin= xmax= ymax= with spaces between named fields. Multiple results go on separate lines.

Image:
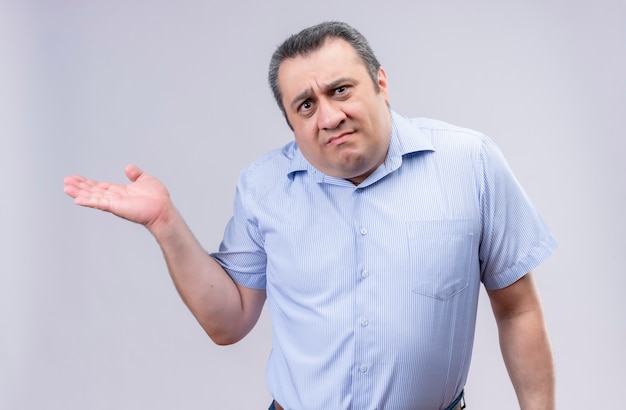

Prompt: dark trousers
xmin=268 ymin=390 xmax=465 ymax=410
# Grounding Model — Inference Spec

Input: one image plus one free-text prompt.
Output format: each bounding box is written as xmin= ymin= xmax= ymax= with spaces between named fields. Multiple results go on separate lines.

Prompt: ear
xmin=377 ymin=67 xmax=390 ymax=103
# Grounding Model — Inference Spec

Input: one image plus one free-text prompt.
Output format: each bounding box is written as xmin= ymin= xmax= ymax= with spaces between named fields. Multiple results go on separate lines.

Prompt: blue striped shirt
xmin=212 ymin=111 xmax=556 ymax=410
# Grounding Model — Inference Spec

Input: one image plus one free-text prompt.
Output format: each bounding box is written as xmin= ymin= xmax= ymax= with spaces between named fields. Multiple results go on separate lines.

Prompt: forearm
xmin=147 ymin=202 xmax=258 ymax=345
xmin=496 ymin=308 xmax=555 ymax=410
xmin=64 ymin=168 xmax=262 ymax=343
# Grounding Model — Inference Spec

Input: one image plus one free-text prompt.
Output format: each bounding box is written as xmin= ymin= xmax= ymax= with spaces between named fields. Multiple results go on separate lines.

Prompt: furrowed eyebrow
xmin=323 ymin=77 xmax=352 ymax=92
xmin=289 ymin=77 xmax=355 ymax=111
xmin=290 ymin=88 xmax=313 ymax=111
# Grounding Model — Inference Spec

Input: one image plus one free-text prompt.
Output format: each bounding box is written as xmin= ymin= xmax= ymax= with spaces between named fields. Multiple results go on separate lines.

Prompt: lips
xmin=327 ymin=131 xmax=354 ymax=146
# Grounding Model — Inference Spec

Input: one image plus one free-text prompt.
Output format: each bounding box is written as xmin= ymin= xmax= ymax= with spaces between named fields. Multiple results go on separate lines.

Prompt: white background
xmin=1 ymin=0 xmax=624 ymax=408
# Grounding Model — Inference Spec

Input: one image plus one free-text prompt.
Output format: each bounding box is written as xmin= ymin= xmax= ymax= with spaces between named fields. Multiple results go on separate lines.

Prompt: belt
xmin=447 ymin=389 xmax=466 ymax=410
xmin=273 ymin=390 xmax=465 ymax=410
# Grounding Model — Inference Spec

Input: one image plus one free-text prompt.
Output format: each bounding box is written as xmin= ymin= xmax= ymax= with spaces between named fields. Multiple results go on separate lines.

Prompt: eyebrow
xmin=289 ymin=77 xmax=354 ymax=111
xmin=290 ymin=88 xmax=313 ymax=111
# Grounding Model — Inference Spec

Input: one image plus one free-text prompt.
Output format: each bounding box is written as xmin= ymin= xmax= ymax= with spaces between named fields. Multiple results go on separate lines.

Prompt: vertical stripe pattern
xmin=211 ymin=111 xmax=556 ymax=410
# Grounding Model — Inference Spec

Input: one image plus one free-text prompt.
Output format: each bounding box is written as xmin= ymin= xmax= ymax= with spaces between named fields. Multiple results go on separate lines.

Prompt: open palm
xmin=63 ymin=165 xmax=171 ymax=227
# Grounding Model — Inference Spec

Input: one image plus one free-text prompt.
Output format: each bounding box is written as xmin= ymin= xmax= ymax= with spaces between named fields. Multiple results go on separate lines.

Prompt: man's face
xmin=278 ymin=38 xmax=392 ymax=185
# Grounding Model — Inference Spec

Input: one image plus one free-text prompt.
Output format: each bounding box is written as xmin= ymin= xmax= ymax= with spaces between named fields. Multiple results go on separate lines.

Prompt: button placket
xmin=352 ymin=186 xmax=373 ymax=405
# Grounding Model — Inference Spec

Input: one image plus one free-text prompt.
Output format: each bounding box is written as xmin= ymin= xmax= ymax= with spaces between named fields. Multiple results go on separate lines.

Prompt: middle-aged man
xmin=64 ymin=21 xmax=557 ymax=410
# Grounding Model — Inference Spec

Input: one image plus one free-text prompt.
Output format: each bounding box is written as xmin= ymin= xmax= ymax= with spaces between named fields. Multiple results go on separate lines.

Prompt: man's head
xmin=270 ymin=22 xmax=392 ymax=185
xmin=268 ymin=21 xmax=382 ymax=121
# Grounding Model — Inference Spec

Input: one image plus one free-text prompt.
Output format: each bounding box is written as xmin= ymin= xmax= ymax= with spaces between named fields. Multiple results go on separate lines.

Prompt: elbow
xmin=210 ymin=335 xmax=240 ymax=346
xmin=206 ymin=327 xmax=246 ymax=346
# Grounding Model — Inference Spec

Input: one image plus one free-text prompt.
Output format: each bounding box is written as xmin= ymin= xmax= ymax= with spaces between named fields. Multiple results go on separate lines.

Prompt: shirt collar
xmin=385 ymin=110 xmax=435 ymax=171
xmin=287 ymin=110 xmax=435 ymax=183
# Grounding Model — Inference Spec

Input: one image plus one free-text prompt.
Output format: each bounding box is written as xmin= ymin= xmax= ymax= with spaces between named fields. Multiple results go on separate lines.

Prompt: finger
xmin=64 ymin=175 xmax=112 ymax=198
xmin=125 ymin=164 xmax=143 ymax=182
xmin=71 ymin=181 xmax=121 ymax=209
xmin=63 ymin=175 xmax=89 ymax=198
xmin=63 ymin=174 xmax=121 ymax=213
xmin=73 ymin=194 xmax=113 ymax=211
xmin=63 ymin=183 xmax=80 ymax=199
xmin=63 ymin=175 xmax=105 ymax=192
xmin=63 ymin=175 xmax=87 ymax=186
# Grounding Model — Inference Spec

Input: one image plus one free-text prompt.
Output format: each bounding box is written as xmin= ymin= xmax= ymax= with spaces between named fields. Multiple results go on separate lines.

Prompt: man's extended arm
xmin=63 ymin=165 xmax=265 ymax=345
xmin=487 ymin=272 xmax=555 ymax=410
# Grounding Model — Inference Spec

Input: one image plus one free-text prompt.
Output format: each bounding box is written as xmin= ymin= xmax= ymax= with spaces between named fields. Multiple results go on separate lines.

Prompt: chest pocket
xmin=407 ymin=219 xmax=474 ymax=300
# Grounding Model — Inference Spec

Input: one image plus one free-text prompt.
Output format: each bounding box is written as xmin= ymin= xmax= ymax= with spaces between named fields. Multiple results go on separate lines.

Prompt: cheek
xmin=294 ymin=130 xmax=328 ymax=164
xmin=293 ymin=123 xmax=319 ymax=145
xmin=293 ymin=132 xmax=315 ymax=157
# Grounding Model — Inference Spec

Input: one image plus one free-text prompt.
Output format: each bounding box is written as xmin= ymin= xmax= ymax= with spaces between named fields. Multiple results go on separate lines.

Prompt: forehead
xmin=277 ymin=38 xmax=367 ymax=96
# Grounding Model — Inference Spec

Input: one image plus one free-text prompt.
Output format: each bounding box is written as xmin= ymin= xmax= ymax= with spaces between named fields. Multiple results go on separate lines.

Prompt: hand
xmin=63 ymin=165 xmax=172 ymax=228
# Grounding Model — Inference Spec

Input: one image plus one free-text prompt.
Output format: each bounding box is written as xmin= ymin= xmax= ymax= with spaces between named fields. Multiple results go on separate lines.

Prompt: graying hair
xmin=268 ymin=21 xmax=381 ymax=122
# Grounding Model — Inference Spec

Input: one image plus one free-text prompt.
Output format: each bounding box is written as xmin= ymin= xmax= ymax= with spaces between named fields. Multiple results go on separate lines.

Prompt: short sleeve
xmin=478 ymin=136 xmax=556 ymax=290
xmin=211 ymin=175 xmax=268 ymax=290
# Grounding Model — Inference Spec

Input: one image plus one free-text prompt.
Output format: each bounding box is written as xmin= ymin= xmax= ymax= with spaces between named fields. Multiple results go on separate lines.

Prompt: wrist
xmin=145 ymin=200 xmax=182 ymax=238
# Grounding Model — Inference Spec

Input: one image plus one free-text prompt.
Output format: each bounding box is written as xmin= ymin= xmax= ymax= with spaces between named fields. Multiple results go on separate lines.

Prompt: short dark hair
xmin=268 ymin=21 xmax=381 ymax=120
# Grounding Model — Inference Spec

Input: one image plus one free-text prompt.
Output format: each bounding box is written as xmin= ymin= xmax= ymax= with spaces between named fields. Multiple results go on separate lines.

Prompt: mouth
xmin=327 ymin=131 xmax=354 ymax=146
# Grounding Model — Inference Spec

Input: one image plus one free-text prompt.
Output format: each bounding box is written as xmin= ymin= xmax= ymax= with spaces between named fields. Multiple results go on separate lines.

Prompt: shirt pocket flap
xmin=406 ymin=219 xmax=474 ymax=300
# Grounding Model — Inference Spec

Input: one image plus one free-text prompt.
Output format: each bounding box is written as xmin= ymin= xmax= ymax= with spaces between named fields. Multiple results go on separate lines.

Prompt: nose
xmin=317 ymin=99 xmax=346 ymax=130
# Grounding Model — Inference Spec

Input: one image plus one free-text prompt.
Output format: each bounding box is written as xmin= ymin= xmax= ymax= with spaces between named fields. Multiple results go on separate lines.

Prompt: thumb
xmin=125 ymin=164 xmax=144 ymax=182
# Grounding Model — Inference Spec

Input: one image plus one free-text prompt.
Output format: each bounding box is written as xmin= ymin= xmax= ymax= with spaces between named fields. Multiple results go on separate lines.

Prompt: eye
xmin=334 ymin=86 xmax=347 ymax=94
xmin=299 ymin=99 xmax=313 ymax=112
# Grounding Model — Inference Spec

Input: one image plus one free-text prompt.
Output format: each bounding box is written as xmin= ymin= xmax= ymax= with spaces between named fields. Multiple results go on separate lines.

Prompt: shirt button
xmin=360 ymin=227 xmax=368 ymax=235
xmin=360 ymin=319 xmax=369 ymax=327
xmin=361 ymin=270 xmax=369 ymax=278
xmin=359 ymin=365 xmax=368 ymax=373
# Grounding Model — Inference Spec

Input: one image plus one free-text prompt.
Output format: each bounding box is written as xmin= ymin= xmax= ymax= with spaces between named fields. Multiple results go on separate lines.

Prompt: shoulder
xmin=413 ymin=117 xmax=486 ymax=147
xmin=237 ymin=140 xmax=299 ymax=195
xmin=392 ymin=111 xmax=487 ymax=153
xmin=245 ymin=140 xmax=297 ymax=173
xmin=396 ymin=115 xmax=489 ymax=164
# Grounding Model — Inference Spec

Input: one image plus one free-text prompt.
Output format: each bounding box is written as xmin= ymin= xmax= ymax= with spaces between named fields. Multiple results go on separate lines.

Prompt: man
xmin=64 ymin=21 xmax=556 ymax=410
